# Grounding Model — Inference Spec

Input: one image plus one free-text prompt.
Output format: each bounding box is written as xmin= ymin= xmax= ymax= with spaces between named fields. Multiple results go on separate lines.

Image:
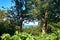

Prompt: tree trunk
xmin=42 ymin=20 xmax=47 ymax=33
xmin=17 ymin=18 xmax=23 ymax=32
xmin=18 ymin=19 xmax=23 ymax=32
xmin=14 ymin=0 xmax=23 ymax=32
xmin=42 ymin=10 xmax=48 ymax=33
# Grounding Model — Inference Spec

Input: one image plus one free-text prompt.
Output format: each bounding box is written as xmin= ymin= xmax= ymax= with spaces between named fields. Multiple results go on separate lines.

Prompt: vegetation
xmin=1 ymin=30 xmax=60 ymax=40
xmin=0 ymin=0 xmax=60 ymax=40
xmin=1 ymin=31 xmax=34 ymax=40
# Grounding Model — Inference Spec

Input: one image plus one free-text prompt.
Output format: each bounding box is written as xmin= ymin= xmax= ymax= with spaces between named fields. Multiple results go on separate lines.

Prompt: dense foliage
xmin=1 ymin=30 xmax=60 ymax=40
xmin=1 ymin=31 xmax=35 ymax=40
xmin=0 ymin=0 xmax=60 ymax=40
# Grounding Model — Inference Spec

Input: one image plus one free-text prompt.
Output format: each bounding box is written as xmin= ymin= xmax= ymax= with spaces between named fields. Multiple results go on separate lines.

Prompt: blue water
xmin=23 ymin=25 xmax=37 ymax=28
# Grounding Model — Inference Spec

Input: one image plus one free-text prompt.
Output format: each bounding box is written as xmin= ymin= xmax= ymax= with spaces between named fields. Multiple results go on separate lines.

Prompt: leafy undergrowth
xmin=1 ymin=31 xmax=34 ymax=40
xmin=1 ymin=30 xmax=60 ymax=40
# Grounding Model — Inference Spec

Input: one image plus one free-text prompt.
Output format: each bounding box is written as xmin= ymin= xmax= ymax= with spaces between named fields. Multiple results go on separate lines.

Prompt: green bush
xmin=1 ymin=31 xmax=35 ymax=40
xmin=34 ymin=33 xmax=57 ymax=40
xmin=54 ymin=29 xmax=60 ymax=40
xmin=1 ymin=33 xmax=11 ymax=40
xmin=23 ymin=26 xmax=42 ymax=36
xmin=1 ymin=31 xmax=60 ymax=40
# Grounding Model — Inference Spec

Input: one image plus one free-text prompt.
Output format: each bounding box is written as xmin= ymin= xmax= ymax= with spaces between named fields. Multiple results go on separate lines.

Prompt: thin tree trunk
xmin=18 ymin=19 xmax=23 ymax=32
xmin=14 ymin=0 xmax=23 ymax=32
xmin=19 ymin=14 xmax=24 ymax=32
xmin=42 ymin=19 xmax=47 ymax=33
xmin=17 ymin=19 xmax=23 ymax=32
xmin=42 ymin=10 xmax=48 ymax=33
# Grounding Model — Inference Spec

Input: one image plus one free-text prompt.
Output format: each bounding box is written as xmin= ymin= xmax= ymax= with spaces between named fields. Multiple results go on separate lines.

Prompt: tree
xmin=26 ymin=0 xmax=60 ymax=33
xmin=0 ymin=10 xmax=9 ymax=22
xmin=26 ymin=0 xmax=51 ymax=33
xmin=9 ymin=0 xmax=27 ymax=32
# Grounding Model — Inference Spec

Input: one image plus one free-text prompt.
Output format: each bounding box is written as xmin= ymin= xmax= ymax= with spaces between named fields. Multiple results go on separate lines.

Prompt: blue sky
xmin=0 ymin=0 xmax=14 ymax=9
xmin=0 ymin=0 xmax=25 ymax=10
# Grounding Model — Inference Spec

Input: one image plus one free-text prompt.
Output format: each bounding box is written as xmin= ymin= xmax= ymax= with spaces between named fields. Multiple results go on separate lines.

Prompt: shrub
xmin=1 ymin=31 xmax=35 ymax=40
xmin=34 ymin=33 xmax=57 ymax=40
xmin=54 ymin=29 xmax=60 ymax=40
xmin=1 ymin=31 xmax=59 ymax=40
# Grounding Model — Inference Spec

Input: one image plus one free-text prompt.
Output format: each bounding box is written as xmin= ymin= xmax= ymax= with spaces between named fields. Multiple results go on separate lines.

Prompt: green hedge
xmin=1 ymin=31 xmax=35 ymax=40
xmin=1 ymin=30 xmax=60 ymax=40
